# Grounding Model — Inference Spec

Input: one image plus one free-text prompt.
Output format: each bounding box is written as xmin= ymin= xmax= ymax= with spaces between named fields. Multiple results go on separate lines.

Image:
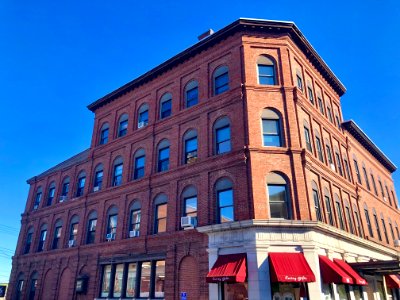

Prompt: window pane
xmin=126 ymin=263 xmax=137 ymax=297
xmin=220 ymin=206 xmax=234 ymax=223
xmin=155 ymin=261 xmax=165 ymax=298
xmin=108 ymin=215 xmax=118 ymax=234
xmin=218 ymin=189 xmax=233 ymax=207
xmin=161 ymin=99 xmax=172 ymax=118
xmin=270 ymin=202 xmax=288 ymax=219
xmin=215 ymin=73 xmax=229 ymax=95
xmin=119 ymin=120 xmax=128 ymax=137
xmin=113 ymin=264 xmax=123 ymax=297
xmin=268 ymin=185 xmax=288 ymax=219
xmin=130 ymin=210 xmax=141 ymax=231
xmin=101 ymin=265 xmax=111 ymax=297
xmin=186 ymin=87 xmax=198 ymax=107
xmin=216 ymin=126 xmax=231 ymax=154
xmin=140 ymin=262 xmax=151 ymax=298
xmin=263 ymin=135 xmax=281 ymax=147
xmin=139 ymin=110 xmax=149 ymax=125
xmin=262 ymin=119 xmax=278 ymax=134
xmin=184 ymin=197 xmax=197 ymax=217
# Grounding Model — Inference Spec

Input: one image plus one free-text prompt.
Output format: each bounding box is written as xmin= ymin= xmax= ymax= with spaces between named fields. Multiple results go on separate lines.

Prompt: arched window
xmin=380 ymin=213 xmax=389 ymax=243
xmin=267 ymin=173 xmax=290 ymax=219
xmin=33 ymin=187 xmax=42 ymax=210
xmin=395 ymin=222 xmax=400 ymax=240
xmin=343 ymin=157 xmax=351 ymax=182
xmin=99 ymin=122 xmax=109 ymax=145
xmin=296 ymin=69 xmax=303 ymax=91
xmin=15 ymin=273 xmax=24 ymax=300
xmin=128 ymin=201 xmax=141 ymax=237
xmin=311 ymin=181 xmax=323 ymax=222
xmin=392 ymin=190 xmax=397 ymax=208
xmin=307 ymin=82 xmax=314 ymax=104
xmin=353 ymin=204 xmax=363 ymax=237
xmin=353 ymin=156 xmax=362 ymax=184
xmin=363 ymin=203 xmax=373 ymax=237
xmin=24 ymin=227 xmax=34 ymax=254
xmin=370 ymin=171 xmax=378 ymax=196
xmin=334 ymin=148 xmax=343 ymax=176
xmin=183 ymin=129 xmax=198 ymax=164
xmin=137 ymin=103 xmax=149 ymax=129
xmin=344 ymin=201 xmax=354 ymax=234
xmin=362 ymin=163 xmax=370 ymax=191
xmin=46 ymin=182 xmax=56 ymax=206
xmin=106 ymin=206 xmax=118 ymax=241
xmin=216 ymin=178 xmax=234 ymax=223
xmin=37 ymin=223 xmax=47 ymax=252
xmin=28 ymin=271 xmax=38 ymax=300
xmin=52 ymin=219 xmax=62 ymax=250
xmin=93 ymin=164 xmax=103 ymax=192
xmin=112 ymin=157 xmax=123 ymax=187
xmin=117 ymin=114 xmax=129 ymax=137
xmin=388 ymin=218 xmax=395 ymax=242
xmin=385 ymin=183 xmax=392 ymax=205
xmin=60 ymin=177 xmax=70 ymax=201
xmin=154 ymin=194 xmax=168 ymax=234
xmin=257 ymin=55 xmax=276 ymax=85
xmin=157 ymin=140 xmax=170 ymax=172
xmin=314 ymin=131 xmax=324 ymax=162
xmin=86 ymin=211 xmax=97 ymax=244
xmin=317 ymin=94 xmax=325 ymax=115
xmin=133 ymin=149 xmax=146 ymax=180
xmin=325 ymin=140 xmax=334 ymax=167
xmin=159 ymin=93 xmax=172 ymax=119
xmin=324 ymin=188 xmax=334 ymax=226
xmin=185 ymin=80 xmax=199 ymax=108
xmin=334 ymin=194 xmax=345 ymax=230
xmin=326 ymin=105 xmax=333 ymax=123
xmin=182 ymin=186 xmax=198 ymax=226
xmin=378 ymin=177 xmax=385 ymax=199
xmin=213 ymin=117 xmax=231 ymax=154
xmin=76 ymin=171 xmax=86 ymax=197
xmin=213 ymin=66 xmax=229 ymax=95
xmin=372 ymin=209 xmax=382 ymax=241
xmin=68 ymin=215 xmax=79 ymax=247
xmin=262 ymin=109 xmax=282 ymax=147
xmin=303 ymin=121 xmax=312 ymax=152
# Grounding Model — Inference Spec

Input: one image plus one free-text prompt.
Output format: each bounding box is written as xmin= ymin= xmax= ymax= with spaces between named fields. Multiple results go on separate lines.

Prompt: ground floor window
xmin=336 ymin=284 xmax=349 ymax=300
xmin=222 ymin=282 xmax=248 ymax=300
xmin=322 ymin=283 xmax=333 ymax=300
xmin=352 ymin=285 xmax=363 ymax=300
xmin=271 ymin=283 xmax=307 ymax=300
xmin=100 ymin=259 xmax=165 ymax=299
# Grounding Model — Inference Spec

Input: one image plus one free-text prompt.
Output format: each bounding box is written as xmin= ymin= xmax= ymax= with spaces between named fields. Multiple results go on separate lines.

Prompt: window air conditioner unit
xmin=330 ymin=163 xmax=336 ymax=171
xmin=129 ymin=230 xmax=140 ymax=238
xmin=138 ymin=122 xmax=146 ymax=129
xmin=395 ymin=239 xmax=400 ymax=247
xmin=181 ymin=216 xmax=196 ymax=228
xmin=68 ymin=240 xmax=75 ymax=248
xmin=60 ymin=196 xmax=68 ymax=202
xmin=93 ymin=186 xmax=99 ymax=192
xmin=106 ymin=233 xmax=116 ymax=241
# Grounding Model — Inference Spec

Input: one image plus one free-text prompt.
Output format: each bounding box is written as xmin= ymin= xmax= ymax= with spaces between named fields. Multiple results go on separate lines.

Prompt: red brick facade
xmin=8 ymin=19 xmax=399 ymax=300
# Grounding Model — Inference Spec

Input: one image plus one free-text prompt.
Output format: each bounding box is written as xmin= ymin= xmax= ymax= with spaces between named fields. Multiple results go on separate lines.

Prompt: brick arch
xmin=57 ymin=267 xmax=73 ymax=300
xmin=41 ymin=268 xmax=54 ymax=300
xmin=178 ymin=255 xmax=199 ymax=300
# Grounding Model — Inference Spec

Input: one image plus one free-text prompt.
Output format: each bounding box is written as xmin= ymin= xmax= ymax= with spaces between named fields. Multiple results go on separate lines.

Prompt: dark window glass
xmin=335 ymin=153 xmax=343 ymax=176
xmin=47 ymin=187 xmax=55 ymax=206
xmin=364 ymin=209 xmax=374 ymax=237
xmin=371 ymin=174 xmax=378 ymax=196
xmin=69 ymin=223 xmax=78 ymax=243
xmin=217 ymin=189 xmax=234 ymax=223
xmin=389 ymin=223 xmax=396 ymax=241
xmin=107 ymin=214 xmax=118 ymax=235
xmin=363 ymin=167 xmax=370 ymax=190
xmin=24 ymin=232 xmax=32 ymax=254
xmin=61 ymin=182 xmax=69 ymax=197
xmin=155 ymin=203 xmax=167 ymax=234
xmin=216 ymin=125 xmax=231 ymax=154
xmin=86 ymin=219 xmax=97 ymax=244
xmin=160 ymin=99 xmax=172 ymax=119
xmin=76 ymin=177 xmax=86 ymax=197
xmin=344 ymin=160 xmax=352 ymax=182
xmin=386 ymin=186 xmax=392 ymax=205
xmin=326 ymin=145 xmax=333 ymax=165
xmin=140 ymin=262 xmax=151 ymax=298
xmin=157 ymin=147 xmax=169 ymax=172
xmin=100 ymin=128 xmax=109 ymax=145
xmin=28 ymin=278 xmax=37 ymax=300
xmin=374 ymin=214 xmax=382 ymax=241
xmin=138 ymin=110 xmax=149 ymax=128
xmin=184 ymin=137 xmax=198 ymax=164
xmin=134 ymin=155 xmax=145 ymax=180
xmin=354 ymin=160 xmax=362 ymax=184
xmin=336 ymin=202 xmax=345 ymax=230
xmin=52 ymin=226 xmax=62 ymax=249
xmin=304 ymin=127 xmax=312 ymax=152
xmin=296 ymin=75 xmax=303 ymax=90
xmin=382 ymin=218 xmax=389 ymax=243
xmin=327 ymin=107 xmax=333 ymax=123
xmin=101 ymin=265 xmax=111 ymax=297
xmin=16 ymin=280 xmax=24 ymax=300
xmin=307 ymin=87 xmax=314 ymax=104
xmin=335 ymin=115 xmax=341 ymax=129
xmin=118 ymin=120 xmax=128 ymax=137
xmin=315 ymin=137 xmax=324 ymax=162
xmin=215 ymin=72 xmax=229 ymax=95
xmin=379 ymin=180 xmax=385 ymax=199
xmin=313 ymin=189 xmax=323 ymax=221
xmin=33 ymin=192 xmax=42 ymax=210
xmin=318 ymin=97 xmax=325 ymax=114
xmin=186 ymin=87 xmax=198 ymax=108
xmin=268 ymin=184 xmax=289 ymax=219
xmin=396 ymin=225 xmax=400 ymax=240
xmin=258 ymin=64 xmax=275 ymax=85
xmin=263 ymin=119 xmax=281 ymax=147
xmin=94 ymin=170 xmax=103 ymax=190
xmin=354 ymin=210 xmax=363 ymax=238
xmin=129 ymin=209 xmax=141 ymax=233
xmin=113 ymin=163 xmax=123 ymax=186
xmin=325 ymin=195 xmax=334 ymax=226
xmin=345 ymin=207 xmax=354 ymax=234
xmin=37 ymin=229 xmax=47 ymax=252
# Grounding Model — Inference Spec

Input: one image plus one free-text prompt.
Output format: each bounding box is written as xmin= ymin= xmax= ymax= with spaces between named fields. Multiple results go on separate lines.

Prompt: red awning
xmin=269 ymin=252 xmax=316 ymax=282
xmin=319 ymin=256 xmax=353 ymax=284
xmin=333 ymin=259 xmax=368 ymax=286
xmin=206 ymin=253 xmax=247 ymax=283
xmin=385 ymin=275 xmax=400 ymax=289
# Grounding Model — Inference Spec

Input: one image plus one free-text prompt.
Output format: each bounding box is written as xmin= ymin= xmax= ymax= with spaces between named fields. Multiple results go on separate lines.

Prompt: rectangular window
xmin=86 ymin=219 xmax=97 ymax=244
xmin=24 ymin=233 xmax=32 ymax=254
xmin=364 ymin=209 xmax=374 ymax=237
xmin=307 ymin=86 xmax=314 ymax=104
xmin=94 ymin=170 xmax=103 ymax=190
xmin=37 ymin=230 xmax=47 ymax=252
xmin=218 ymin=189 xmax=234 ymax=223
xmin=354 ymin=160 xmax=362 ymax=184
xmin=186 ymin=87 xmax=198 ymax=108
xmin=335 ymin=153 xmax=343 ymax=176
xmin=134 ymin=155 xmax=145 ymax=180
xmin=363 ymin=167 xmax=370 ymax=190
xmin=371 ymin=174 xmax=378 ymax=196
xmin=126 ymin=263 xmax=137 ymax=297
xmin=118 ymin=120 xmax=128 ymax=137
xmin=379 ymin=181 xmax=385 ymax=199
xmin=101 ymin=265 xmax=111 ymax=297
xmin=76 ymin=177 xmax=85 ymax=197
xmin=154 ymin=260 xmax=165 ymax=298
xmin=315 ymin=137 xmax=324 ymax=162
xmin=344 ymin=160 xmax=352 ymax=182
xmin=62 ymin=182 xmax=69 ymax=197
xmin=216 ymin=125 xmax=231 ymax=154
xmin=304 ymin=127 xmax=312 ymax=152
xmin=381 ymin=218 xmax=389 ymax=243
xmin=374 ymin=214 xmax=382 ymax=241
xmin=389 ymin=223 xmax=395 ymax=241
xmin=385 ymin=186 xmax=392 ymax=205
xmin=354 ymin=210 xmax=363 ymax=238
xmin=326 ymin=144 xmax=333 ymax=165
xmin=129 ymin=210 xmax=141 ymax=233
xmin=155 ymin=203 xmax=167 ymax=234
xmin=262 ymin=119 xmax=281 ymax=147
xmin=185 ymin=137 xmax=198 ymax=164
xmin=335 ymin=115 xmax=341 ymax=129
xmin=184 ymin=196 xmax=198 ymax=218
xmin=100 ymin=128 xmax=109 ymax=144
xmin=107 ymin=214 xmax=118 ymax=235
xmin=318 ymin=97 xmax=325 ymax=114
xmin=325 ymin=196 xmax=334 ymax=226
xmin=47 ymin=188 xmax=55 ymax=206
xmin=313 ymin=190 xmax=323 ymax=221
xmin=268 ymin=185 xmax=288 ymax=219
xmin=327 ymin=107 xmax=333 ymax=123
xmin=215 ymin=72 xmax=229 ymax=95
xmin=52 ymin=226 xmax=62 ymax=249
xmin=336 ymin=202 xmax=345 ymax=230
xmin=345 ymin=207 xmax=354 ymax=234
xmin=158 ymin=147 xmax=170 ymax=172
xmin=138 ymin=110 xmax=149 ymax=127
xmin=296 ymin=75 xmax=303 ymax=91
xmin=69 ymin=223 xmax=78 ymax=243
xmin=113 ymin=164 xmax=123 ymax=186
xmin=33 ymin=192 xmax=42 ymax=210
xmin=258 ymin=65 xmax=275 ymax=85
xmin=113 ymin=264 xmax=123 ymax=297
xmin=160 ymin=99 xmax=172 ymax=119
xmin=140 ymin=262 xmax=151 ymax=298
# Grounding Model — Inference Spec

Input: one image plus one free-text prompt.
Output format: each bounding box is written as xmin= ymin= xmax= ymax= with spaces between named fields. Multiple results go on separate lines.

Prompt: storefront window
xmin=223 ymin=282 xmax=248 ymax=300
xmin=126 ymin=263 xmax=137 ymax=297
xmin=271 ymin=283 xmax=306 ymax=300
xmin=336 ymin=284 xmax=348 ymax=300
xmin=376 ymin=281 xmax=385 ymax=300
xmin=101 ymin=265 xmax=111 ymax=297
xmin=322 ymin=283 xmax=333 ymax=300
xmin=353 ymin=286 xmax=363 ymax=300
xmin=155 ymin=260 xmax=165 ymax=298
xmin=113 ymin=264 xmax=123 ymax=297
xmin=140 ymin=262 xmax=151 ymax=298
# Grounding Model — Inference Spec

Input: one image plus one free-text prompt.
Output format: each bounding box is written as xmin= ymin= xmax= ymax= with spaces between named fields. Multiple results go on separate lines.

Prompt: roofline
xmin=87 ymin=18 xmax=346 ymax=112
xmin=342 ymin=120 xmax=397 ymax=173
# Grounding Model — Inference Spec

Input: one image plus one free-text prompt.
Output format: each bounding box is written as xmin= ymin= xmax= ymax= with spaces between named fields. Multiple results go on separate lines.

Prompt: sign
xmin=180 ymin=292 xmax=187 ymax=300
xmin=0 ymin=285 xmax=6 ymax=297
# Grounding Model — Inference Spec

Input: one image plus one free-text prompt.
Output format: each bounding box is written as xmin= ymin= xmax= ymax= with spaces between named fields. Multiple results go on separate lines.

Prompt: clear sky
xmin=0 ymin=0 xmax=399 ymax=283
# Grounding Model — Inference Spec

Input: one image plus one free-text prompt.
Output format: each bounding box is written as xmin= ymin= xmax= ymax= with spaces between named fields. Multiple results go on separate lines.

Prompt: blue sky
xmin=0 ymin=0 xmax=399 ymax=283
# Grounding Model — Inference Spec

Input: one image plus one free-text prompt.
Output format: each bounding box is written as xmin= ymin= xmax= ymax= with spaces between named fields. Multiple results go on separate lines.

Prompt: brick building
xmin=8 ymin=18 xmax=400 ymax=300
